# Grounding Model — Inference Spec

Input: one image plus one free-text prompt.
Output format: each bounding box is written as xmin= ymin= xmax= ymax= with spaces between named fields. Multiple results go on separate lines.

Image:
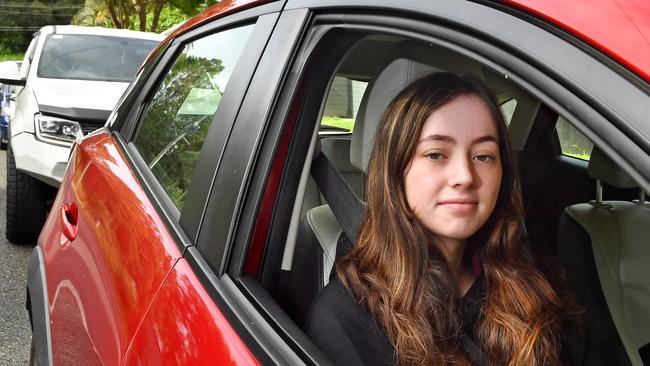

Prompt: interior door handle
xmin=60 ymin=203 xmax=78 ymax=241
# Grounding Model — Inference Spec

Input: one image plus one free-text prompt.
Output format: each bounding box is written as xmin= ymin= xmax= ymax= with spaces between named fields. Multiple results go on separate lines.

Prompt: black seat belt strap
xmin=460 ymin=335 xmax=488 ymax=365
xmin=310 ymin=153 xmax=365 ymax=242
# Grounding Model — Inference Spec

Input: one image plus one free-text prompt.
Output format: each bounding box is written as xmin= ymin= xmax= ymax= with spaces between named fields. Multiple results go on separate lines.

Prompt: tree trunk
xmin=106 ymin=0 xmax=122 ymax=28
xmin=137 ymin=0 xmax=147 ymax=31
xmin=150 ymin=0 xmax=164 ymax=33
xmin=118 ymin=0 xmax=132 ymax=29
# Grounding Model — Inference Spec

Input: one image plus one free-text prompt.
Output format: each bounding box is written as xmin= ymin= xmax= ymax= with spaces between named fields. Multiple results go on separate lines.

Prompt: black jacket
xmin=304 ymin=276 xmax=486 ymax=365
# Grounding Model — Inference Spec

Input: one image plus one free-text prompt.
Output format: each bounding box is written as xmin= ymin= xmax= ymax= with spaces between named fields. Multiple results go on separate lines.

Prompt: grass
xmin=561 ymin=144 xmax=592 ymax=161
xmin=564 ymin=152 xmax=591 ymax=161
xmin=0 ymin=53 xmax=24 ymax=62
xmin=321 ymin=116 xmax=354 ymax=131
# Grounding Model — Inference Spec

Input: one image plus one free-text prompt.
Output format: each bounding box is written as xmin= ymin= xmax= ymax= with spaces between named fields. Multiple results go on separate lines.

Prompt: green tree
xmin=79 ymin=0 xmax=217 ymax=33
xmin=0 ymin=0 xmax=84 ymax=55
xmin=72 ymin=0 xmax=113 ymax=27
xmin=136 ymin=53 xmax=225 ymax=207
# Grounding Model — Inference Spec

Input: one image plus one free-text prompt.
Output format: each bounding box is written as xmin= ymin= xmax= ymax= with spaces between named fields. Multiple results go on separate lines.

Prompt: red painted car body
xmin=27 ymin=0 xmax=649 ymax=365
xmin=38 ymin=131 xmax=257 ymax=365
xmin=506 ymin=0 xmax=650 ymax=82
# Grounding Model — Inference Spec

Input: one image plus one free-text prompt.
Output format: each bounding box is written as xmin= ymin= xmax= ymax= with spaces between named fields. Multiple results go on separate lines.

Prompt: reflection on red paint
xmin=40 ymin=132 xmax=182 ymax=365
xmin=504 ymin=0 xmax=650 ymax=82
xmin=123 ymin=259 xmax=258 ymax=365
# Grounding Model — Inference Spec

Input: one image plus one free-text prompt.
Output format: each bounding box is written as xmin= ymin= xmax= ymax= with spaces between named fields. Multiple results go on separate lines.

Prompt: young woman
xmin=305 ymin=72 xmax=581 ymax=365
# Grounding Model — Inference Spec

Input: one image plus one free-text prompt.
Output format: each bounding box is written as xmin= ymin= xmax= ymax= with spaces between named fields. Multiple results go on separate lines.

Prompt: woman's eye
xmin=426 ymin=152 xmax=444 ymax=161
xmin=473 ymin=154 xmax=494 ymax=162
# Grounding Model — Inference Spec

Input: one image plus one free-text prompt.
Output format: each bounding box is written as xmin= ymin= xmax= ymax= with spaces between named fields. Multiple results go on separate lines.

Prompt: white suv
xmin=0 ymin=25 xmax=161 ymax=243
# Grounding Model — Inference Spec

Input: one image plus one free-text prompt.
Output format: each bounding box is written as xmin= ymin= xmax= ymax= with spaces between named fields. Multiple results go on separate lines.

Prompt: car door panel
xmin=122 ymin=258 xmax=258 ymax=365
xmin=39 ymin=131 xmax=182 ymax=365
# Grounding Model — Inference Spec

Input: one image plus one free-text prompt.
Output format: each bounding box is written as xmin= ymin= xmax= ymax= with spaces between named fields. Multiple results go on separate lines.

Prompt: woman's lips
xmin=438 ymin=199 xmax=478 ymax=212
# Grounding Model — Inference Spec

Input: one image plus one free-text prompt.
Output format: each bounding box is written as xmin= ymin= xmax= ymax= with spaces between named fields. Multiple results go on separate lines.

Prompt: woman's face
xmin=404 ymin=94 xmax=502 ymax=246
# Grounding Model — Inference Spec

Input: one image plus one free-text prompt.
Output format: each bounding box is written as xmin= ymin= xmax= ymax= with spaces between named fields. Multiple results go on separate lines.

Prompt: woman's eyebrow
xmin=472 ymin=135 xmax=499 ymax=145
xmin=419 ymin=134 xmax=499 ymax=144
xmin=419 ymin=134 xmax=455 ymax=144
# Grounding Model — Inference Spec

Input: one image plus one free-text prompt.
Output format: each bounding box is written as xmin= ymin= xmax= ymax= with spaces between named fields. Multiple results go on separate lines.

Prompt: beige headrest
xmin=588 ymin=147 xmax=636 ymax=189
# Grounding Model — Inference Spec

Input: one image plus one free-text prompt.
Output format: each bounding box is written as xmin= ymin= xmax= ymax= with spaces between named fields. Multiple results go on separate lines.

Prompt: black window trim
xmin=180 ymin=14 xmax=280 ymax=242
xmin=186 ymin=7 xmax=326 ymax=363
xmin=193 ymin=7 xmax=312 ymax=274
xmin=108 ymin=6 xmax=282 ymax=255
xmin=207 ymin=5 xmax=650 ymax=365
xmin=123 ymin=22 xmax=257 ymax=223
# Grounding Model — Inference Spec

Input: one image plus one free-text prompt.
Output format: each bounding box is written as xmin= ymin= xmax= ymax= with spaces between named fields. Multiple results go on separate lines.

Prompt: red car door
xmin=111 ymin=5 xmax=282 ymax=364
xmin=39 ymin=131 xmax=183 ymax=365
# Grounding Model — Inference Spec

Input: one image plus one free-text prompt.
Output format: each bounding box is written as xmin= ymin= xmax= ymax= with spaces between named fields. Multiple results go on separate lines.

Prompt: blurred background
xmin=0 ymin=0 xmax=218 ymax=62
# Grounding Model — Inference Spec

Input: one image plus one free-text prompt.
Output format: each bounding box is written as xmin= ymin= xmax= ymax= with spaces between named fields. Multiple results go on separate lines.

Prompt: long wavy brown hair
xmin=337 ymin=72 xmax=580 ymax=365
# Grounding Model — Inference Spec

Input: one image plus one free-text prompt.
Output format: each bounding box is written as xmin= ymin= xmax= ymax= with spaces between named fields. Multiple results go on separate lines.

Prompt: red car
xmin=26 ymin=0 xmax=650 ymax=364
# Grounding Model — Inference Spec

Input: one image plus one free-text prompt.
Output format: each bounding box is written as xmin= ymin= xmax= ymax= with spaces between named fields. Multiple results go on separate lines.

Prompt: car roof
xmin=38 ymin=25 xmax=164 ymax=41
xmin=166 ymin=0 xmax=650 ymax=83
xmin=167 ymin=0 xmax=272 ymax=40
xmin=504 ymin=0 xmax=650 ymax=83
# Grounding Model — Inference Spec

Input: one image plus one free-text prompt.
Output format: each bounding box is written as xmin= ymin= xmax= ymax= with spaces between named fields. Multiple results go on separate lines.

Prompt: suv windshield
xmin=37 ymin=34 xmax=158 ymax=82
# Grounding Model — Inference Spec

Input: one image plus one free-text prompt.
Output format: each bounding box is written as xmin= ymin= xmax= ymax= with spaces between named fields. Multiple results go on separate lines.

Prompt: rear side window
xmin=133 ymin=25 xmax=253 ymax=208
xmin=556 ymin=115 xmax=594 ymax=161
xmin=320 ymin=76 xmax=368 ymax=132
xmin=37 ymin=34 xmax=158 ymax=81
xmin=500 ymin=98 xmax=517 ymax=125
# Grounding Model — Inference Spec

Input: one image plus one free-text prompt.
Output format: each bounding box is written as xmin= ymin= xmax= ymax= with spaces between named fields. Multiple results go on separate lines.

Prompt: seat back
xmin=557 ymin=147 xmax=650 ymax=366
xmin=280 ymin=137 xmax=359 ymax=326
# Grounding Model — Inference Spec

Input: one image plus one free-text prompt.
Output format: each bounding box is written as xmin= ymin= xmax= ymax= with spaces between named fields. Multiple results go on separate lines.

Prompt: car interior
xmin=251 ymin=33 xmax=649 ymax=364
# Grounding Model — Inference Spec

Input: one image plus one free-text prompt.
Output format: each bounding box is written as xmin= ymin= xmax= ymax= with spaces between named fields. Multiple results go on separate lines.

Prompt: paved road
xmin=0 ymin=149 xmax=33 ymax=365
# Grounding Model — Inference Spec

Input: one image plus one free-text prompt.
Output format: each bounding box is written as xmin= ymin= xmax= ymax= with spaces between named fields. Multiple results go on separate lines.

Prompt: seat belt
xmin=310 ymin=153 xmax=365 ymax=242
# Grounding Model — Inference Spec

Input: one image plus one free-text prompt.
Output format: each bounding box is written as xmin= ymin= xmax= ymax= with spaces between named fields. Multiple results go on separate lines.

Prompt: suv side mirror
xmin=0 ymin=61 xmax=25 ymax=87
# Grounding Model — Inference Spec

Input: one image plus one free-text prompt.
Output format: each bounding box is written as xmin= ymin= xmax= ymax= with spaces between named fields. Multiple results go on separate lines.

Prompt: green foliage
xmin=136 ymin=50 xmax=225 ymax=208
xmin=71 ymin=0 xmax=219 ymax=33
xmin=0 ymin=53 xmax=25 ymax=62
xmin=168 ymin=0 xmax=218 ymax=17
xmin=0 ymin=0 xmax=84 ymax=54
xmin=1 ymin=0 xmax=219 ymax=55
xmin=71 ymin=0 xmax=114 ymax=27
xmin=148 ymin=5 xmax=187 ymax=33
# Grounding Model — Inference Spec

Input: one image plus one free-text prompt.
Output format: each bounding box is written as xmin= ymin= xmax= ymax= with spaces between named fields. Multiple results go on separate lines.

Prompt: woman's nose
xmin=448 ymin=156 xmax=475 ymax=188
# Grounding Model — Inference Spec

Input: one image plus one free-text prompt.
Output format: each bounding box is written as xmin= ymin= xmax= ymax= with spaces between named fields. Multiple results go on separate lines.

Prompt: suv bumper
xmin=11 ymin=132 xmax=70 ymax=187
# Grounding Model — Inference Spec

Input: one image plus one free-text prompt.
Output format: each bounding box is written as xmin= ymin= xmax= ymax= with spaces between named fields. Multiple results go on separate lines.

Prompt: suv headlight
xmin=35 ymin=113 xmax=83 ymax=144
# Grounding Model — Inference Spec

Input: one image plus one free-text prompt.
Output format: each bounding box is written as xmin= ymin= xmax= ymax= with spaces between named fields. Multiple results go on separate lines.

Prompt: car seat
xmin=556 ymin=147 xmax=650 ymax=366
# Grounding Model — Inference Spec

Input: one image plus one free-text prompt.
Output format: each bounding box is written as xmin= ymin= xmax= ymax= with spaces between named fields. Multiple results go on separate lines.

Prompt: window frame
xmin=185 ymin=7 xmax=317 ymax=365
xmin=199 ymin=3 xmax=650 ymax=364
xmin=129 ymin=23 xmax=256 ymax=211
xmin=110 ymin=5 xmax=280 ymax=251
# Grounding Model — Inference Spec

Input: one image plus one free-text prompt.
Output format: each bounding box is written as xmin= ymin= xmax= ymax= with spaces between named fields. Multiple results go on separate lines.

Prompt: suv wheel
xmin=5 ymin=144 xmax=53 ymax=244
